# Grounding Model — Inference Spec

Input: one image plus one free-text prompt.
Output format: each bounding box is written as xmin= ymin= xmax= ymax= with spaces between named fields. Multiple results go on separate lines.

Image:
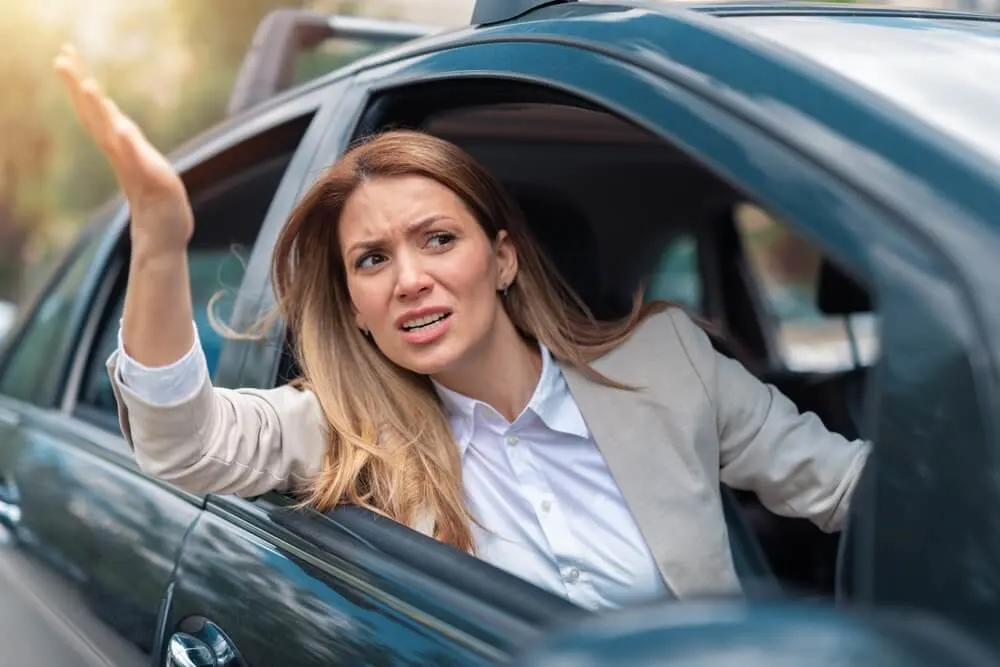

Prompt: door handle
xmin=165 ymin=622 xmax=246 ymax=667
xmin=166 ymin=633 xmax=215 ymax=667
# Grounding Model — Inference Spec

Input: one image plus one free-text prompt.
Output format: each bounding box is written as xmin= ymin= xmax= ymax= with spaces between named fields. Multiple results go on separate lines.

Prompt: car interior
xmin=303 ymin=78 xmax=880 ymax=602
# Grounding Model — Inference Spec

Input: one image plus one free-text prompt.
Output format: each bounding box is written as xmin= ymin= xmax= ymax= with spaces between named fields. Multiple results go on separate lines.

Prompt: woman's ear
xmin=495 ymin=230 xmax=518 ymax=289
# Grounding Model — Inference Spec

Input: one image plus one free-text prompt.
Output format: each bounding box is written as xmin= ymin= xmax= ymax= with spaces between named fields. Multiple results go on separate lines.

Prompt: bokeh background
xmin=0 ymin=0 xmax=470 ymax=306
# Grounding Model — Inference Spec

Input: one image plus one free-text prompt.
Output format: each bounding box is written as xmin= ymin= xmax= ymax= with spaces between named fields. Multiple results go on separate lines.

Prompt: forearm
xmin=121 ymin=248 xmax=196 ymax=367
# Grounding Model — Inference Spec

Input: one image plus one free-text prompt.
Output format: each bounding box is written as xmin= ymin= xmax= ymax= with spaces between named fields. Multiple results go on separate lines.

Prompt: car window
xmin=735 ymin=202 xmax=879 ymax=372
xmin=0 ymin=233 xmax=103 ymax=405
xmin=643 ymin=233 xmax=702 ymax=312
xmin=77 ymin=248 xmax=247 ymax=414
xmin=72 ymin=113 xmax=316 ymax=426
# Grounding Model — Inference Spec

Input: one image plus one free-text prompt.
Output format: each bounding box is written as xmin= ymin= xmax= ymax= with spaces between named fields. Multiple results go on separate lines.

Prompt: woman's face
xmin=338 ymin=174 xmax=517 ymax=377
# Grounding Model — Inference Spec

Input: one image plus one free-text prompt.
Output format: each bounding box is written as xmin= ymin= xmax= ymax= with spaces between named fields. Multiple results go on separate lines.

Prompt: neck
xmin=433 ymin=315 xmax=542 ymax=422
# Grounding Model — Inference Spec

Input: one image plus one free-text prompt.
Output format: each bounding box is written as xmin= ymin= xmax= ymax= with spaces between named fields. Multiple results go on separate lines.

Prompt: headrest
xmin=817 ymin=260 xmax=871 ymax=315
xmin=506 ymin=183 xmax=630 ymax=319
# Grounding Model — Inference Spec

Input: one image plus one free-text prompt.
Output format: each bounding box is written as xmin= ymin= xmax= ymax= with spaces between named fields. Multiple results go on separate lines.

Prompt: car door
xmin=0 ymin=91 xmax=329 ymax=665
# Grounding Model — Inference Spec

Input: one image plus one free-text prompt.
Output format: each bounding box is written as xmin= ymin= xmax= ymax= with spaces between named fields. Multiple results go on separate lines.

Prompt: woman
xmin=55 ymin=46 xmax=869 ymax=609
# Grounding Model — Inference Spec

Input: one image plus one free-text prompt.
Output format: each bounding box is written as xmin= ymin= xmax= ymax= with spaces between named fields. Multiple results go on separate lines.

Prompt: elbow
xmin=819 ymin=441 xmax=872 ymax=533
xmin=132 ymin=442 xmax=218 ymax=495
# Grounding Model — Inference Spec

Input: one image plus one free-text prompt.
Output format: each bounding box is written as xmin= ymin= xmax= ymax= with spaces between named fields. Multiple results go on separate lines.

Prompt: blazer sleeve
xmin=106 ymin=349 xmax=327 ymax=497
xmin=667 ymin=309 xmax=871 ymax=532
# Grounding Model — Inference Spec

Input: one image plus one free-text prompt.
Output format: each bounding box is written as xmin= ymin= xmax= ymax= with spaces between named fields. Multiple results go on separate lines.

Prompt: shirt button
xmin=505 ymin=435 xmax=519 ymax=446
xmin=540 ymin=500 xmax=552 ymax=513
xmin=564 ymin=567 xmax=580 ymax=583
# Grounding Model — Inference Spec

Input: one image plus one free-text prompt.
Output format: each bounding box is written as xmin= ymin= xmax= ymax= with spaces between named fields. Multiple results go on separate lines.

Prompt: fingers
xmin=54 ymin=45 xmax=119 ymax=153
xmin=54 ymin=44 xmax=146 ymax=183
xmin=53 ymin=43 xmax=180 ymax=204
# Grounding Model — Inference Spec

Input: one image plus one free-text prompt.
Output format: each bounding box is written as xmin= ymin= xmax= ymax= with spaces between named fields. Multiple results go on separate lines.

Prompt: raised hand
xmin=54 ymin=44 xmax=194 ymax=257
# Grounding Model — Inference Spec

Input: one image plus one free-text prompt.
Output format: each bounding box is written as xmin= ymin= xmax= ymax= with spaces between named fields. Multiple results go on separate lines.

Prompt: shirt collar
xmin=432 ymin=343 xmax=591 ymax=455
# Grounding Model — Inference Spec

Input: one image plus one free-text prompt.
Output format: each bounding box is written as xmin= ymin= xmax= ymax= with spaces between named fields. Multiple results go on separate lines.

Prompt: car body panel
xmin=513 ymin=600 xmax=1000 ymax=667
xmin=164 ymin=499 xmax=505 ymax=666
xmin=0 ymin=402 xmax=201 ymax=664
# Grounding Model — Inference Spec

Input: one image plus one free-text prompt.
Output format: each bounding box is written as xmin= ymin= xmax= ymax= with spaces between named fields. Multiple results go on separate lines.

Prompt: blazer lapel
xmin=558 ymin=360 xmax=741 ymax=599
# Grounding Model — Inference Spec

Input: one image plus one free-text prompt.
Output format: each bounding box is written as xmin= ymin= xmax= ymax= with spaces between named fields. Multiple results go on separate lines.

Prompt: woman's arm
xmin=55 ymin=46 xmax=196 ymax=367
xmin=58 ymin=47 xmax=326 ymax=497
xmin=667 ymin=309 xmax=871 ymax=532
xmin=108 ymin=321 xmax=326 ymax=496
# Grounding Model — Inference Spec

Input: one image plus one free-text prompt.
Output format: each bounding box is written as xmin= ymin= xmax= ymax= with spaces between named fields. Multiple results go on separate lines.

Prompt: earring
xmin=359 ymin=325 xmax=370 ymax=337
xmin=499 ymin=284 xmax=509 ymax=298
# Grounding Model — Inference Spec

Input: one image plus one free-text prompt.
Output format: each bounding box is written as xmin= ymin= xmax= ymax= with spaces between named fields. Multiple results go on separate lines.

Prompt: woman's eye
xmin=356 ymin=253 xmax=387 ymax=269
xmin=427 ymin=232 xmax=456 ymax=248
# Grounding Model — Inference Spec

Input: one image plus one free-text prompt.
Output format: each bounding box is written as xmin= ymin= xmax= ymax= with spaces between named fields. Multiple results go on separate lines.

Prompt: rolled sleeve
xmin=115 ymin=319 xmax=208 ymax=406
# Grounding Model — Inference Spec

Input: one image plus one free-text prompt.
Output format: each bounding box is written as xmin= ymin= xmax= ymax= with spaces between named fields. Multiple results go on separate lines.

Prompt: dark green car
xmin=2 ymin=1 xmax=1000 ymax=665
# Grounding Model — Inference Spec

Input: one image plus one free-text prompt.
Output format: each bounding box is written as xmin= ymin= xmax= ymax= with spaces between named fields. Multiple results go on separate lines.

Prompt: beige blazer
xmin=107 ymin=309 xmax=870 ymax=598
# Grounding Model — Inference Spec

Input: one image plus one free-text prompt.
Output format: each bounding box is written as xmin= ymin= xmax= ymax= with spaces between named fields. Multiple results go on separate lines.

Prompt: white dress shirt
xmin=115 ymin=323 xmax=670 ymax=610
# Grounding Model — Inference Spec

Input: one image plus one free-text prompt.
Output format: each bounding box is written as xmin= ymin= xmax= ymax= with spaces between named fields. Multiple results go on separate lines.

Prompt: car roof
xmin=711 ymin=10 xmax=1000 ymax=164
xmin=181 ymin=1 xmax=999 ymax=158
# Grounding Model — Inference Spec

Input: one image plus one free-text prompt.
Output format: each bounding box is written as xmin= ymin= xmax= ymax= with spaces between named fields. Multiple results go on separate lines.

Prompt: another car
xmin=2 ymin=1 xmax=1000 ymax=665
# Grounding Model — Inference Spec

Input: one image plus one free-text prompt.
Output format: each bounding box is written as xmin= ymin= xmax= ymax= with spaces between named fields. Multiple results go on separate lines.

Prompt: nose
xmin=393 ymin=250 xmax=433 ymax=300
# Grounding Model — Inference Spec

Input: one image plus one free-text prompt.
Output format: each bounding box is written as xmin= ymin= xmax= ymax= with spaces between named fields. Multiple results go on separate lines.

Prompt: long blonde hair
xmin=270 ymin=129 xmax=666 ymax=552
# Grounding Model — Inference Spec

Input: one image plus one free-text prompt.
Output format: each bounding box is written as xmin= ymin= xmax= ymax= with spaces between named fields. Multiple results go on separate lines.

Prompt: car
xmin=1 ymin=0 xmax=999 ymax=665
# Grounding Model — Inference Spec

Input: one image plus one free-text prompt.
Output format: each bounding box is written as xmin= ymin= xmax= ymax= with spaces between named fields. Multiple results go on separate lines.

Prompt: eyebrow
xmin=345 ymin=215 xmax=449 ymax=256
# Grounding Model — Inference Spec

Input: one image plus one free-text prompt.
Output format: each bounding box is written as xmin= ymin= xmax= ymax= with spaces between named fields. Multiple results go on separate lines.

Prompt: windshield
xmin=731 ymin=15 xmax=1000 ymax=165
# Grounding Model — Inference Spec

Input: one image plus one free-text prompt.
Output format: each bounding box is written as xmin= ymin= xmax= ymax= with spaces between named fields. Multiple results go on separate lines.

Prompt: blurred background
xmin=0 ymin=0 xmax=991 ymax=311
xmin=0 ymin=0 xmax=471 ymax=308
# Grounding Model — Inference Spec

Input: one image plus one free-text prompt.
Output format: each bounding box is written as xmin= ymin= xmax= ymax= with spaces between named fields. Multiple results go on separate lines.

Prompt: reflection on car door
xmin=0 ymin=228 xmax=199 ymax=666
xmin=166 ymin=497 xmax=501 ymax=666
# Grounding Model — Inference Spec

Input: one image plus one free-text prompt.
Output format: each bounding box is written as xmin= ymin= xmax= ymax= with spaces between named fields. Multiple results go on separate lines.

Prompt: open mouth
xmin=400 ymin=312 xmax=452 ymax=332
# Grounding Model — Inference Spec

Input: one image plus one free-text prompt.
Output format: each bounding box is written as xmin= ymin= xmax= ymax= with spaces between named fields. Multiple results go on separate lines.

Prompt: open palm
xmin=54 ymin=45 xmax=194 ymax=252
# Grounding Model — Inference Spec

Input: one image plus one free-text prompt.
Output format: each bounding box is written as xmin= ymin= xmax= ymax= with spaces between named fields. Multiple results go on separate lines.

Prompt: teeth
xmin=403 ymin=313 xmax=448 ymax=330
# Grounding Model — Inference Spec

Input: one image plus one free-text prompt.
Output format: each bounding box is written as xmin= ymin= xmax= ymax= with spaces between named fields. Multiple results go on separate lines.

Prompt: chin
xmin=389 ymin=345 xmax=465 ymax=378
